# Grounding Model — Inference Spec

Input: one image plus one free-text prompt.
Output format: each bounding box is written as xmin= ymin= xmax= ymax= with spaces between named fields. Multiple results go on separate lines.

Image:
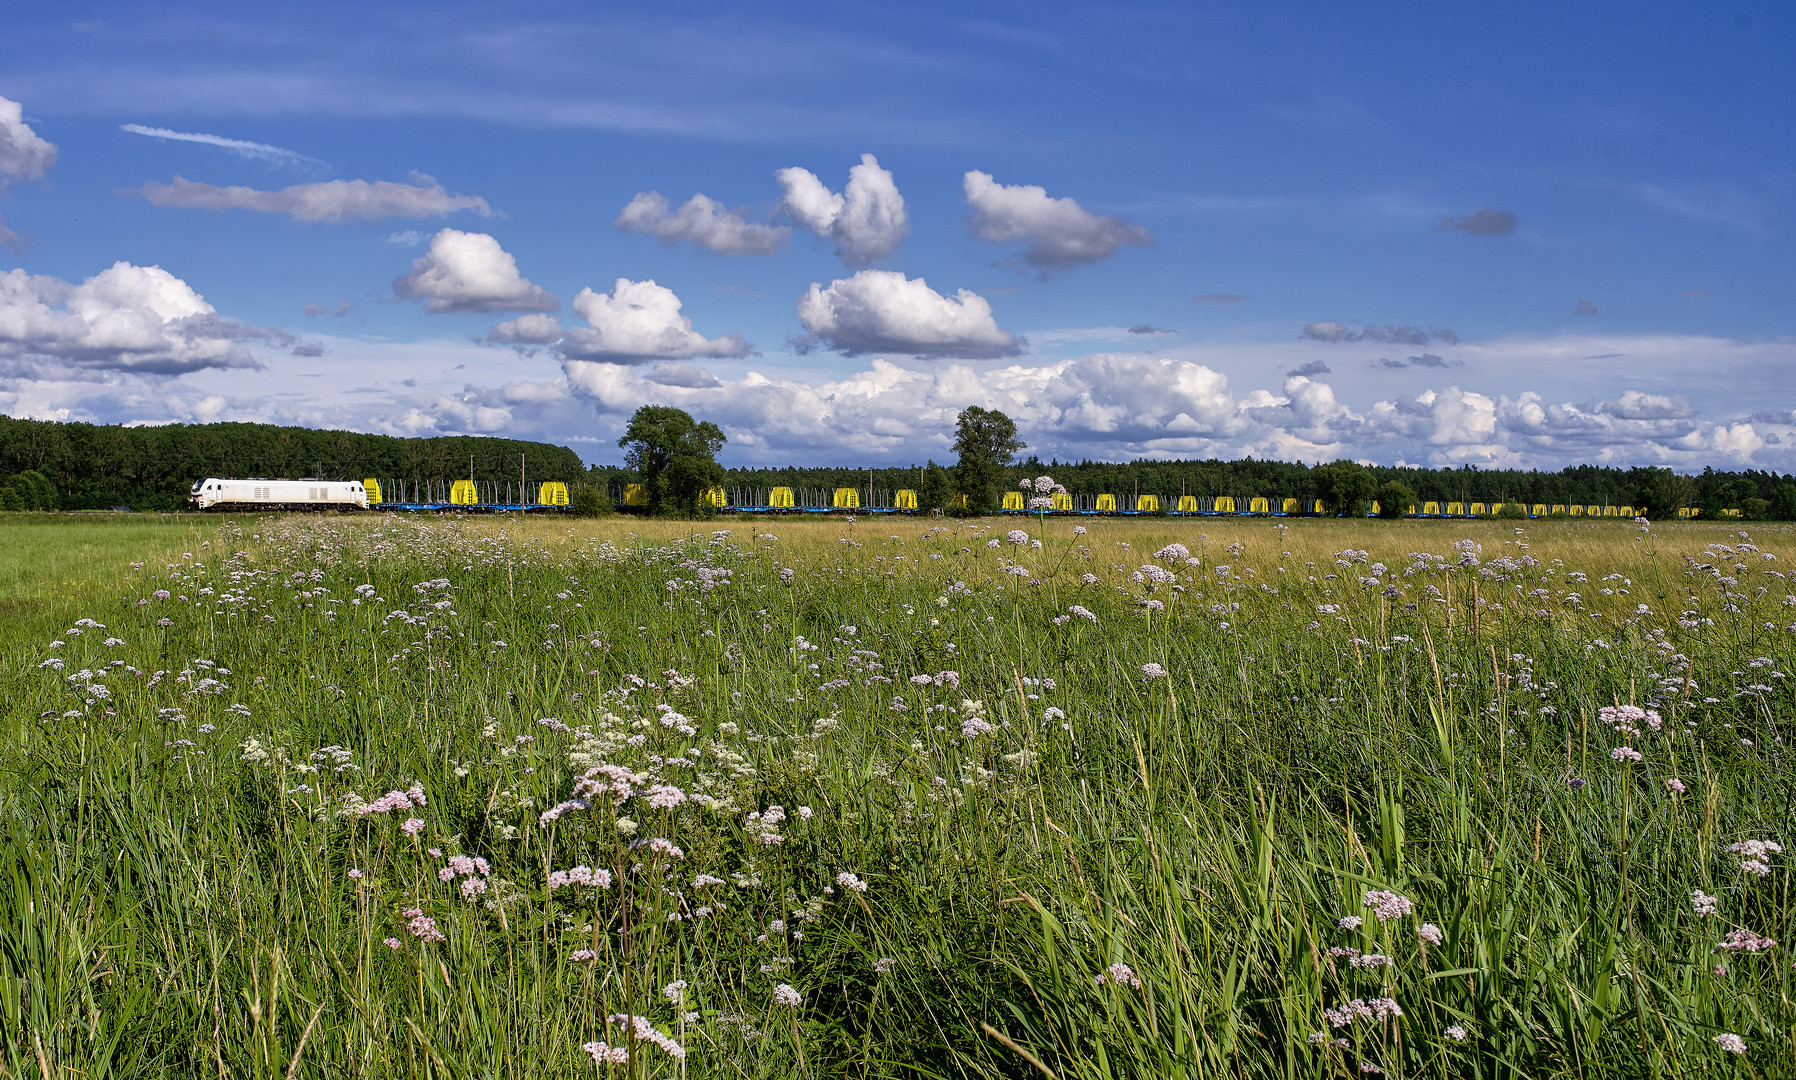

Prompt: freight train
xmin=189 ymin=477 xmax=570 ymax=512
xmin=188 ymin=477 xmax=1730 ymax=519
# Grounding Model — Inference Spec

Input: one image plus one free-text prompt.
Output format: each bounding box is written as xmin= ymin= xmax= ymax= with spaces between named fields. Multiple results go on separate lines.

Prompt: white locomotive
xmin=189 ymin=478 xmax=369 ymax=511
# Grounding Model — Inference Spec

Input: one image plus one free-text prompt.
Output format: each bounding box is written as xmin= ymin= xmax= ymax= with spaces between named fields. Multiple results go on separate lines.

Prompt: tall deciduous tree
xmin=617 ymin=405 xmax=727 ymax=515
xmin=1376 ymin=479 xmax=1417 ymax=519
xmin=950 ymin=406 xmax=1024 ymax=512
xmin=1635 ymin=466 xmax=1694 ymax=520
xmin=2 ymin=470 xmax=59 ymax=511
xmin=919 ymin=460 xmax=951 ymax=511
xmin=1313 ymin=459 xmax=1375 ymax=517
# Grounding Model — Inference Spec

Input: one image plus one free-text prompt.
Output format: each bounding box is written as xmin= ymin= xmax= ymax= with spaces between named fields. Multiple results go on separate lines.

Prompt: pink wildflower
xmin=605 ymin=1014 xmax=686 ymax=1060
xmin=403 ymin=908 xmax=445 ymax=943
xmin=538 ymin=799 xmax=590 ymax=825
xmin=583 ymin=1042 xmax=630 ymax=1065
xmin=1324 ymin=998 xmax=1403 ymax=1028
xmin=445 ymin=854 xmax=489 ymax=878
xmin=1094 ymin=962 xmax=1142 ymax=988
xmin=547 ymin=865 xmax=613 ymax=891
xmin=643 ymin=784 xmax=687 ymax=810
xmin=1362 ymin=890 xmax=1413 ymax=922
xmin=1716 ymin=929 xmax=1776 ymax=953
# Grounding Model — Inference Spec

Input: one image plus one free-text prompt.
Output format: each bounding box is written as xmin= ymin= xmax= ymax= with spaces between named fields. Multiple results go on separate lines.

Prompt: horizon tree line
xmin=1 ymin=412 xmax=1792 ymax=520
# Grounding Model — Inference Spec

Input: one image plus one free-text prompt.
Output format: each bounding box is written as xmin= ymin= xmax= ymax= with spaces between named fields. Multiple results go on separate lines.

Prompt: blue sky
xmin=1 ymin=1 xmax=1791 ymax=469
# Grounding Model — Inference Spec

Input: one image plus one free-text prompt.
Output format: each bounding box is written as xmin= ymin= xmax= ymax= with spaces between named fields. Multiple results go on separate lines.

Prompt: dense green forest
xmin=594 ymin=458 xmax=1796 ymax=520
xmin=986 ymin=457 xmax=1796 ymax=519
xmin=0 ymin=417 xmax=585 ymax=511
xmin=4 ymin=415 xmax=1793 ymax=517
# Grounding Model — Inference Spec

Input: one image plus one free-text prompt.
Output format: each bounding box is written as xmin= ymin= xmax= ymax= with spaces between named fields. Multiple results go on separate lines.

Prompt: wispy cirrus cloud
xmin=121 ymin=124 xmax=327 ymax=174
xmin=1632 ymin=182 xmax=1760 ymax=227
xmin=1378 ymin=352 xmax=1457 ymax=370
xmin=128 ymin=172 xmax=491 ymax=224
xmin=1301 ymin=322 xmax=1459 ymax=345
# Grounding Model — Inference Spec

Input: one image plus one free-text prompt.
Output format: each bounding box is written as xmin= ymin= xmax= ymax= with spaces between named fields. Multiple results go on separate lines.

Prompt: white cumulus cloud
xmin=0 ymin=262 xmax=277 ymax=376
xmin=7 ymin=315 xmax=1792 ymax=475
xmin=1599 ymin=390 xmax=1692 ymax=420
xmin=962 ymin=171 xmax=1150 ymax=271
xmin=614 ymin=192 xmax=789 ymax=255
xmin=551 ymin=352 xmax=1330 ymax=464
xmin=420 ymin=393 xmax=513 ymax=433
xmin=393 ymin=229 xmax=558 ymax=314
xmin=131 ymin=171 xmax=491 ymax=223
xmin=642 ymin=361 xmax=722 ymax=388
xmin=486 ymin=312 xmax=564 ymax=345
xmin=0 ymin=96 xmax=57 ymax=183
xmin=558 ymin=278 xmax=752 ymax=364
xmin=0 ymin=96 xmax=57 ymax=252
xmin=1696 ymin=423 xmax=1764 ymax=460
xmin=796 ymin=270 xmax=1022 ymax=359
xmin=1247 ymin=375 xmax=1358 ymax=446
xmin=777 ymin=154 xmax=909 ymax=263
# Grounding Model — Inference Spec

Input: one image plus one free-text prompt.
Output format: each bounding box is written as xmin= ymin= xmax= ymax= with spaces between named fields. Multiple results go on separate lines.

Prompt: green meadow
xmin=1 ymin=510 xmax=1790 ymax=1078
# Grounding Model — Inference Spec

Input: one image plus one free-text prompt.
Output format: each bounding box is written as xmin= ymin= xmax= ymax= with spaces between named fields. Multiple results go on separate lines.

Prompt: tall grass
xmin=0 ymin=511 xmax=1790 ymax=1078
